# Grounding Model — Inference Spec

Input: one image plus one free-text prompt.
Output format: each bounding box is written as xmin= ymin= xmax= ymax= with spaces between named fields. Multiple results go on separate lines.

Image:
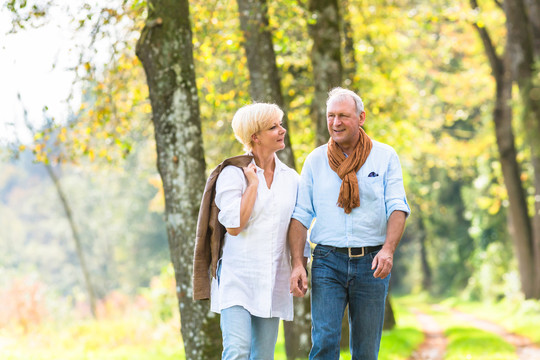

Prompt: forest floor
xmin=408 ymin=306 xmax=540 ymax=360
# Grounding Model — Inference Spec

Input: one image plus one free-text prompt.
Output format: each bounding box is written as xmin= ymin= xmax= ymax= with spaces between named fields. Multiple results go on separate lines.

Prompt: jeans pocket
xmin=312 ymin=245 xmax=333 ymax=259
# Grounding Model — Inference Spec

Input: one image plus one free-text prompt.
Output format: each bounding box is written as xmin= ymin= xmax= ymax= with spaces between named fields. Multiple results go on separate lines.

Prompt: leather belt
xmin=319 ymin=244 xmax=383 ymax=258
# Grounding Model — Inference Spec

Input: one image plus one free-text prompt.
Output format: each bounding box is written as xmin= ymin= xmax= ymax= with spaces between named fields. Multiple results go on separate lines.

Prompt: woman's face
xmin=253 ymin=117 xmax=286 ymax=153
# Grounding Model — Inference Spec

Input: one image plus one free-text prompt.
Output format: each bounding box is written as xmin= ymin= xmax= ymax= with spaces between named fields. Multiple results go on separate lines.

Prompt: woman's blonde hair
xmin=231 ymin=103 xmax=284 ymax=151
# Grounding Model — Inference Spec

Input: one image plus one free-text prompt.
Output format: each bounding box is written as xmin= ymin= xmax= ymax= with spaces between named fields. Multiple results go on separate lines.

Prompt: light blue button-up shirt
xmin=292 ymin=140 xmax=410 ymax=247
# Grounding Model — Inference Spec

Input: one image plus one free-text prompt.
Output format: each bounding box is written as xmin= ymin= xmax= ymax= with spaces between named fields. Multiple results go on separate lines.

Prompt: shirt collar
xmin=245 ymin=152 xmax=287 ymax=172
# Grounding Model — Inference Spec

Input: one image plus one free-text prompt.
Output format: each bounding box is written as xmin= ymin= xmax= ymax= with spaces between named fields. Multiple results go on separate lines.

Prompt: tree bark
xmin=503 ymin=0 xmax=540 ymax=298
xmin=308 ymin=0 xmax=343 ymax=146
xmin=136 ymin=1 xmax=222 ymax=358
xmin=236 ymin=0 xmax=295 ymax=169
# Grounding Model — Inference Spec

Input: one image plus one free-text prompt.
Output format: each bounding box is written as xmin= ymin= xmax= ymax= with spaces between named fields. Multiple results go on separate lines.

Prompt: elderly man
xmin=289 ymin=87 xmax=410 ymax=359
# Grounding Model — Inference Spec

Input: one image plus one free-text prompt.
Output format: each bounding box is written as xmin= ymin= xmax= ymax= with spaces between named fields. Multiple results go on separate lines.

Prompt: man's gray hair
xmin=326 ymin=87 xmax=364 ymax=116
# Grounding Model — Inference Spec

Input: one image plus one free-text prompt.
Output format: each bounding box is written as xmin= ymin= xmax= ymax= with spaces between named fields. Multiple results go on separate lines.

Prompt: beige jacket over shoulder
xmin=192 ymin=155 xmax=253 ymax=301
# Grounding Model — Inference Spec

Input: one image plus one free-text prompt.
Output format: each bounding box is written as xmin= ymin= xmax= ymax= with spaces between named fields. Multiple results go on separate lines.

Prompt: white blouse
xmin=210 ymin=154 xmax=299 ymax=321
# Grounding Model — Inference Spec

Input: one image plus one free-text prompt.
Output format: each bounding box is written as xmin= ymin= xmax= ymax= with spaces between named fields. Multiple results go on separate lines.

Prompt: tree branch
xmin=469 ymin=0 xmax=504 ymax=77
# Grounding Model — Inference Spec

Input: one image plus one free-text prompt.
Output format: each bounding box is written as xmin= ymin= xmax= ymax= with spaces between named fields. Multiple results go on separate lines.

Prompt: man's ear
xmin=359 ymin=111 xmax=366 ymax=127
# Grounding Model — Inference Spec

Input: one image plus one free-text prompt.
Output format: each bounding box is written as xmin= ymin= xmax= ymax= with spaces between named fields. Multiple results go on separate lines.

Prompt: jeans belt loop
xmin=348 ymin=247 xmax=365 ymax=258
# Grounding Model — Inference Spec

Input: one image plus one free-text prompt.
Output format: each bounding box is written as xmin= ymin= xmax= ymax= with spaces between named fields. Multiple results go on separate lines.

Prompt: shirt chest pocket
xmin=358 ymin=176 xmax=384 ymax=203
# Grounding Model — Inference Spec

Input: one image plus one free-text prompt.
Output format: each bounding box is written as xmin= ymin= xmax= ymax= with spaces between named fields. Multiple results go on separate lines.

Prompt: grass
xmin=444 ymin=327 xmax=517 ymax=360
xmin=3 ymin=293 xmax=537 ymax=359
xmin=420 ymin=297 xmax=520 ymax=360
xmin=446 ymin=297 xmax=540 ymax=344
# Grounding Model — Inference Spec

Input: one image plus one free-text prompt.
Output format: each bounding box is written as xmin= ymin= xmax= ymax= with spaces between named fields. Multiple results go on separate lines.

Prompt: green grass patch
xmin=447 ymin=297 xmax=540 ymax=345
xmin=444 ymin=327 xmax=517 ymax=360
xmin=379 ymin=327 xmax=424 ymax=360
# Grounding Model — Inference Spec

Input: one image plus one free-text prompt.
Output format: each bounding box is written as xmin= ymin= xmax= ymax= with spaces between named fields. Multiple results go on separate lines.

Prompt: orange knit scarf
xmin=327 ymin=127 xmax=373 ymax=214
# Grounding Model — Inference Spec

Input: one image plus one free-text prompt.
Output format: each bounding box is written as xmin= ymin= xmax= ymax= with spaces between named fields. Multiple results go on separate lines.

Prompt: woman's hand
xmin=243 ymin=163 xmax=259 ymax=187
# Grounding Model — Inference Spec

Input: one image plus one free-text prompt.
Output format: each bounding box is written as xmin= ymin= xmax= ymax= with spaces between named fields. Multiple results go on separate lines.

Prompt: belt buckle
xmin=348 ymin=247 xmax=365 ymax=258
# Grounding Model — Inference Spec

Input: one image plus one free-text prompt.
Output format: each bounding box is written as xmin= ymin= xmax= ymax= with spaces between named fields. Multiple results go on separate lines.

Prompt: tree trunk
xmin=45 ymin=164 xmax=97 ymax=318
xmin=470 ymin=0 xmax=537 ymax=299
xmin=136 ymin=1 xmax=222 ymax=358
xmin=418 ymin=216 xmax=432 ymax=290
xmin=524 ymin=0 xmax=540 ymax=298
xmin=503 ymin=0 xmax=540 ymax=298
xmin=283 ymin=296 xmax=312 ymax=359
xmin=307 ymin=0 xmax=345 ymax=352
xmin=383 ymin=294 xmax=396 ymax=330
xmin=308 ymin=0 xmax=343 ymax=146
xmin=235 ymin=0 xmax=307 ymax=357
xmin=236 ymin=0 xmax=295 ymax=169
xmin=340 ymin=0 xmax=356 ymax=85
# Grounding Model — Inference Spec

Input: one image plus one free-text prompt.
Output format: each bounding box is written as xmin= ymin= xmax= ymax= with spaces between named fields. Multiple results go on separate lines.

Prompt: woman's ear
xmin=251 ymin=134 xmax=259 ymax=143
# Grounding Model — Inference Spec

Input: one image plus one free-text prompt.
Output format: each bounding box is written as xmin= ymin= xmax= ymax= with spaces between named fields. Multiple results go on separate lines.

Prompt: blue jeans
xmin=309 ymin=245 xmax=390 ymax=360
xmin=220 ymin=305 xmax=280 ymax=360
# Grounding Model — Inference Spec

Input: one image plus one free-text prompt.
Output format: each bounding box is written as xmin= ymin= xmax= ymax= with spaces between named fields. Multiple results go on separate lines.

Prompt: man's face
xmin=326 ymin=96 xmax=365 ymax=151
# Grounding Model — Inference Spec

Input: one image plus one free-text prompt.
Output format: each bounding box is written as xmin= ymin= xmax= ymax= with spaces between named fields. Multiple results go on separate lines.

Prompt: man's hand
xmin=371 ymin=248 xmax=393 ymax=279
xmin=290 ymin=264 xmax=308 ymax=297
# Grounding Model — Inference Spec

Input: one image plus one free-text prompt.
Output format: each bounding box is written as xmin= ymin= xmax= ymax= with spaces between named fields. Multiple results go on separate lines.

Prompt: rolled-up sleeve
xmin=292 ymin=155 xmax=315 ymax=229
xmin=384 ymin=152 xmax=411 ymax=220
xmin=215 ymin=166 xmax=245 ymax=228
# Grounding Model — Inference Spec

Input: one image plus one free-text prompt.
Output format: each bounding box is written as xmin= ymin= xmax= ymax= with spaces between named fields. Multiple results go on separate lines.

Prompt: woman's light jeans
xmin=220 ymin=305 xmax=280 ymax=360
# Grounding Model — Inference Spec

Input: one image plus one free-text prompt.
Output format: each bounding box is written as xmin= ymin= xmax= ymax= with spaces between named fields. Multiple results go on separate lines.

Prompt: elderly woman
xmin=211 ymin=103 xmax=299 ymax=359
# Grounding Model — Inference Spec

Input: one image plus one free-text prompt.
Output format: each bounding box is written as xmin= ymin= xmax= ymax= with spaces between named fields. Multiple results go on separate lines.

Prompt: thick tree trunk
xmin=45 ymin=164 xmax=97 ymax=318
xmin=503 ymin=0 xmax=540 ymax=298
xmin=236 ymin=0 xmax=295 ymax=169
xmin=136 ymin=1 xmax=222 ymax=358
xmin=308 ymin=0 xmax=343 ymax=146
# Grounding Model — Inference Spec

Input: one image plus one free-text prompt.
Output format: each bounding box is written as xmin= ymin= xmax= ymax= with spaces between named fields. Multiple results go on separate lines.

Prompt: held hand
xmin=289 ymin=265 xmax=308 ymax=297
xmin=371 ymin=248 xmax=393 ymax=279
xmin=243 ymin=164 xmax=259 ymax=186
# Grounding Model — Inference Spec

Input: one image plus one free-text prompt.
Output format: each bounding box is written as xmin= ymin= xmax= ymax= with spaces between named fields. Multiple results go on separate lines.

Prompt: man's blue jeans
xmin=220 ymin=305 xmax=280 ymax=360
xmin=309 ymin=245 xmax=390 ymax=360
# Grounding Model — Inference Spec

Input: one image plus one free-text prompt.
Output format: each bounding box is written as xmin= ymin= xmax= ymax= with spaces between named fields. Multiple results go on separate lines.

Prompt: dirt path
xmin=451 ymin=310 xmax=540 ymax=360
xmin=408 ymin=307 xmax=540 ymax=360
xmin=409 ymin=309 xmax=446 ymax=360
